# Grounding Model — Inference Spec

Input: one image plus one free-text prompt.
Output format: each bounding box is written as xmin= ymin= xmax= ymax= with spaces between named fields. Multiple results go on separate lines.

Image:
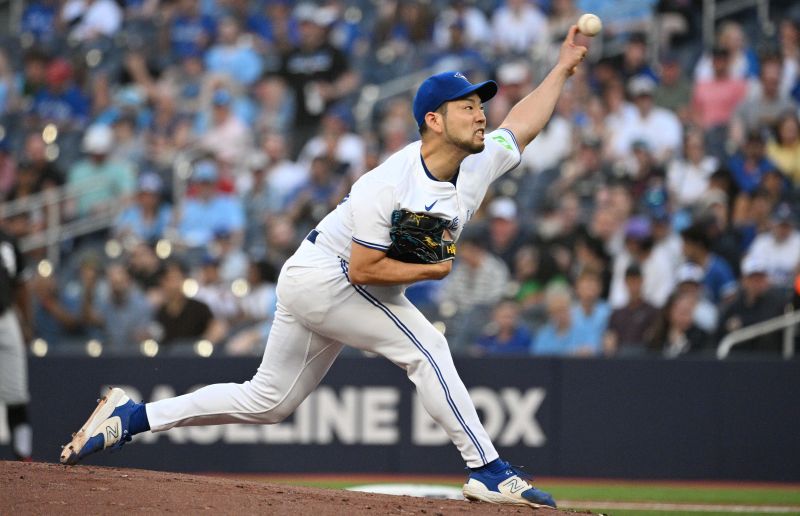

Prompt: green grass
xmin=251 ymin=476 xmax=800 ymax=515
xmin=544 ymin=483 xmax=800 ymax=505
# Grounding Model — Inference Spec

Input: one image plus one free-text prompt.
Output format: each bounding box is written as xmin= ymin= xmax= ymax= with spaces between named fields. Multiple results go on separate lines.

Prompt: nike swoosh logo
xmin=425 ymin=200 xmax=437 ymax=211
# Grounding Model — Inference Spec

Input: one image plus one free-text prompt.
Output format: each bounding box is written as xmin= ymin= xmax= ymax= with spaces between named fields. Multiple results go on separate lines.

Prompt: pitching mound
xmin=1 ymin=461 xmax=574 ymax=515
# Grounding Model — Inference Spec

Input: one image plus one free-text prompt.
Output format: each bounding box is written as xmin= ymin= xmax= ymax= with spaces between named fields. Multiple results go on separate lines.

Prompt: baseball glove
xmin=386 ymin=209 xmax=456 ymax=264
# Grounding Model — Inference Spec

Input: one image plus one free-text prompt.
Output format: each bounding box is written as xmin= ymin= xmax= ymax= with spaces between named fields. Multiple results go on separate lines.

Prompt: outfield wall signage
xmin=9 ymin=357 xmax=800 ymax=481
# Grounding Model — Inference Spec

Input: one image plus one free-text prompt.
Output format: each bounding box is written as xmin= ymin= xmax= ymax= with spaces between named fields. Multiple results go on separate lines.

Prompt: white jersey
xmin=313 ymin=128 xmax=522 ymax=260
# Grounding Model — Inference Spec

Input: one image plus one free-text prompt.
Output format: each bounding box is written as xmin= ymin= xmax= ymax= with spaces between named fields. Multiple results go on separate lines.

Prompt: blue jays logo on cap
xmin=413 ymin=71 xmax=498 ymax=128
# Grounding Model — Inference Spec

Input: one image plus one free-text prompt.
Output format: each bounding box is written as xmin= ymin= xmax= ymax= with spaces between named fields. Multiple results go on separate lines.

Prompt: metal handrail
xmin=2 ymin=181 xmax=122 ymax=266
xmin=716 ymin=309 xmax=800 ymax=359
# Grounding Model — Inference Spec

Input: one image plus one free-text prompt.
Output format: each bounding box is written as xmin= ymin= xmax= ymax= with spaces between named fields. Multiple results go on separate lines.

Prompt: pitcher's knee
xmin=406 ymin=333 xmax=450 ymax=371
xmin=255 ymin=403 xmax=293 ymax=424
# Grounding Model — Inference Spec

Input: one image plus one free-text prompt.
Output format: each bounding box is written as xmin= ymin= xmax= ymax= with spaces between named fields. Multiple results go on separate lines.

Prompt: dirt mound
xmin=1 ymin=461 xmax=573 ymax=515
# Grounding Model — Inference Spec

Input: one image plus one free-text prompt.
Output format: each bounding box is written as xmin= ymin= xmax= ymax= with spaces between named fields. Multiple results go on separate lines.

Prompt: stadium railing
xmin=716 ymin=309 xmax=800 ymax=359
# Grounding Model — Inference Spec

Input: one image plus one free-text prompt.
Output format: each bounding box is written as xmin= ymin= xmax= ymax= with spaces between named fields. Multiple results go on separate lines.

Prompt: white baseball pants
xmin=146 ymin=239 xmax=498 ymax=467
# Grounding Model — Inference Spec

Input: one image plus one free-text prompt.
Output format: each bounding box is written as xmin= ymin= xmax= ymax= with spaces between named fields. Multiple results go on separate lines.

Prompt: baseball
xmin=577 ymin=13 xmax=602 ymax=37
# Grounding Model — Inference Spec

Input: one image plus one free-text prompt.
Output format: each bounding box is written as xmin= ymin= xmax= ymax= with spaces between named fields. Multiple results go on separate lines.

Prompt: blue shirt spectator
xmin=177 ymin=161 xmax=245 ymax=248
xmin=681 ymin=224 xmax=738 ymax=304
xmin=31 ymin=59 xmax=89 ymax=127
xmin=114 ymin=173 xmax=172 ymax=244
xmin=727 ymin=131 xmax=778 ymax=194
xmin=530 ymin=285 xmax=601 ymax=356
xmin=205 ymin=17 xmax=263 ymax=86
xmin=474 ymin=300 xmax=532 ymax=356
xmin=21 ymin=1 xmax=56 ymax=43
xmin=170 ymin=10 xmax=216 ymax=60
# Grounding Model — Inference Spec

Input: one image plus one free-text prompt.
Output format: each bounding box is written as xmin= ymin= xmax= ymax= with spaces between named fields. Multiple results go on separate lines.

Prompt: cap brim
xmin=447 ymin=80 xmax=498 ymax=104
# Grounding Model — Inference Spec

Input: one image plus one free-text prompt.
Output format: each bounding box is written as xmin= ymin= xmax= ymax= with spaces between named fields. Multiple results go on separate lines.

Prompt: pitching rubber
xmin=462 ymin=479 xmax=548 ymax=508
xmin=59 ymin=387 xmax=127 ymax=465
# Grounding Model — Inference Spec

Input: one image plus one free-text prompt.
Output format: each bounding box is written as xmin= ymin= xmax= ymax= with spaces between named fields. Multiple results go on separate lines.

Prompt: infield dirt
xmin=1 ymin=461 xmax=576 ymax=515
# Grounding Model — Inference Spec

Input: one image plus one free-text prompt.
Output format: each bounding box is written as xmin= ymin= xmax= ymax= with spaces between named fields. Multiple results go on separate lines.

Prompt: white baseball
xmin=577 ymin=13 xmax=602 ymax=37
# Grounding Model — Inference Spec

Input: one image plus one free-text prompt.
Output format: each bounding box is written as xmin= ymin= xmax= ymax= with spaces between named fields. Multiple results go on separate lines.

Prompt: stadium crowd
xmin=2 ymin=0 xmax=800 ymax=359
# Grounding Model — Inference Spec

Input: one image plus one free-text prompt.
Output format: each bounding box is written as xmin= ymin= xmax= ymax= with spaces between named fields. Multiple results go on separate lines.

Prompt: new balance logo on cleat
xmin=499 ymin=477 xmax=528 ymax=494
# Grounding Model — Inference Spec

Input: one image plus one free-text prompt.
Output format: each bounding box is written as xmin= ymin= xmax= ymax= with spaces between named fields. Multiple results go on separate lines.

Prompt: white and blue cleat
xmin=60 ymin=387 xmax=134 ymax=465
xmin=463 ymin=460 xmax=557 ymax=508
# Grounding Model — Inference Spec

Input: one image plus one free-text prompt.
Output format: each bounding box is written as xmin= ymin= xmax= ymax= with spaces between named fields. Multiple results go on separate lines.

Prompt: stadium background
xmin=2 ymin=0 xmax=800 ymax=509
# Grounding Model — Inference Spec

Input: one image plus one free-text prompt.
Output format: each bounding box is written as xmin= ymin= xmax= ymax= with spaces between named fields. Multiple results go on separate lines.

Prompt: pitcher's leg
xmin=318 ymin=281 xmax=498 ymax=468
xmin=146 ymin=304 xmax=343 ymax=431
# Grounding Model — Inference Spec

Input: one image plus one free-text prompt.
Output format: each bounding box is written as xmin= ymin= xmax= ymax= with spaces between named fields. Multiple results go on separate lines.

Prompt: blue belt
xmin=306 ymin=229 xmax=319 ymax=244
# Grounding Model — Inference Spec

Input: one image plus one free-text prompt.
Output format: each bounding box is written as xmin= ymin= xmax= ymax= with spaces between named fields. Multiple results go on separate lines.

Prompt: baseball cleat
xmin=463 ymin=460 xmax=556 ymax=508
xmin=59 ymin=387 xmax=134 ymax=465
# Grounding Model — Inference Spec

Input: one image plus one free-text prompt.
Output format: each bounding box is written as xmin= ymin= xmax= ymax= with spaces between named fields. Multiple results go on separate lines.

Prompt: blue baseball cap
xmin=412 ymin=71 xmax=497 ymax=128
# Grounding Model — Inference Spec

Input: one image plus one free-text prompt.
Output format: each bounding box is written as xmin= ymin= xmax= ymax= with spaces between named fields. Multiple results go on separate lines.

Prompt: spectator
xmin=690 ymin=46 xmax=748 ymax=137
xmin=113 ymin=173 xmax=172 ymax=244
xmin=62 ymin=0 xmax=123 ymax=43
xmin=609 ymin=76 xmax=682 ymax=164
xmin=205 ymin=16 xmax=263 ymax=87
xmin=298 ymin=105 xmax=366 ymax=178
xmin=618 ymin=33 xmax=658 ymax=83
xmin=280 ymin=4 xmax=358 ymax=148
xmin=666 ymin=128 xmax=719 ymax=210
xmin=472 ymin=300 xmax=532 ymax=356
xmin=604 ymin=264 xmax=659 ymax=356
xmin=438 ymin=231 xmax=510 ymax=350
xmin=727 ymin=129 xmax=778 ymax=196
xmin=513 ymin=244 xmax=568 ymax=310
xmin=286 ymin=156 xmax=345 ymax=232
xmin=611 ymin=216 xmax=675 ymax=309
xmin=198 ymin=89 xmax=253 ymax=167
xmin=440 ymin=231 xmax=510 ymax=314
xmin=67 ymin=124 xmax=136 ymax=218
xmin=127 ymin=242 xmax=163 ymax=301
xmin=426 ymin=18 xmax=490 ymax=80
xmin=694 ymin=20 xmax=759 ymax=81
xmin=154 ymin=259 xmax=227 ymax=347
xmin=19 ymin=132 xmax=64 ymax=189
xmin=766 ymin=111 xmax=800 ymax=184
xmin=491 ymin=0 xmax=549 ymax=57
xmin=211 ymin=229 xmax=249 ymax=283
xmin=530 ymin=284 xmax=597 ymax=357
xmin=432 ymin=0 xmax=491 ymax=51
xmin=551 ymin=136 xmax=610 ymax=215
xmin=746 ymin=203 xmax=800 ymax=288
xmin=650 ymin=292 xmax=711 ymax=358
xmin=166 ymin=0 xmax=216 ymax=61
xmin=21 ymin=0 xmax=58 ymax=47
xmin=485 ymin=197 xmax=527 ymax=273
xmin=252 ymin=73 xmax=295 ymax=136
xmin=30 ymin=58 xmax=90 ymax=130
xmin=110 ymin=114 xmax=147 ymax=167
xmin=732 ymin=55 xmax=796 ymax=139
xmin=85 ymin=262 xmax=153 ymax=352
xmin=680 ymin=223 xmax=737 ymax=304
xmin=176 ymin=160 xmax=245 ymax=249
xmin=717 ymin=254 xmax=789 ymax=354
xmin=194 ymin=254 xmax=238 ymax=321
xmin=571 ymin=269 xmax=611 ymax=354
xmin=225 ymin=260 xmax=279 ymax=356
xmin=653 ymin=53 xmax=691 ymax=118
xmin=31 ymin=252 xmax=105 ymax=345
xmin=673 ymin=262 xmax=719 ymax=333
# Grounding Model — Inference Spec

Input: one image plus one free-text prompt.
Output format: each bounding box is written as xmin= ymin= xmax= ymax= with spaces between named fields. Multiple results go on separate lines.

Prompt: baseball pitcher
xmin=61 ymin=26 xmax=588 ymax=509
